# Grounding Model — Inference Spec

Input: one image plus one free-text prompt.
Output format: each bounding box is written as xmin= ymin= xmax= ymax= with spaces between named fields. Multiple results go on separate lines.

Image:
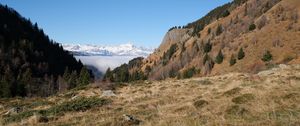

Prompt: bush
xmin=203 ymin=41 xmax=212 ymax=53
xmin=162 ymin=44 xmax=178 ymax=66
xmin=215 ymin=50 xmax=224 ymax=64
xmin=261 ymin=50 xmax=273 ymax=62
xmin=222 ymin=10 xmax=230 ymax=17
xmin=207 ymin=27 xmax=211 ymax=35
xmin=193 ymin=100 xmax=208 ymax=109
xmin=182 ymin=67 xmax=197 ymax=79
xmin=249 ymin=24 xmax=256 ymax=31
xmin=215 ymin=24 xmax=223 ymax=36
xmin=237 ymin=48 xmax=245 ymax=60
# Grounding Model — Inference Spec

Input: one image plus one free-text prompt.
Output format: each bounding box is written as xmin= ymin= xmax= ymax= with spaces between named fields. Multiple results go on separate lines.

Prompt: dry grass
xmin=0 ymin=64 xmax=299 ymax=126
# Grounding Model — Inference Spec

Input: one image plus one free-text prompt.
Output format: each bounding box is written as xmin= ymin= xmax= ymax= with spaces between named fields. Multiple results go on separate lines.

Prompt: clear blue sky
xmin=0 ymin=0 xmax=231 ymax=48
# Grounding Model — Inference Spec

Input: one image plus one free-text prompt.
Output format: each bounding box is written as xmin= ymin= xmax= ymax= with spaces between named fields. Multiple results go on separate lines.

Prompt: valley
xmin=0 ymin=0 xmax=300 ymax=125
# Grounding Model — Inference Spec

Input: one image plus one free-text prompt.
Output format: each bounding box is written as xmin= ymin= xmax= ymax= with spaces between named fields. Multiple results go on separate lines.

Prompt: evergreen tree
xmin=203 ymin=41 xmax=212 ymax=53
xmin=104 ymin=68 xmax=113 ymax=82
xmin=238 ymin=48 xmax=245 ymax=60
xmin=17 ymin=68 xmax=33 ymax=97
xmin=216 ymin=24 xmax=223 ymax=36
xmin=215 ymin=50 xmax=224 ymax=64
xmin=261 ymin=50 xmax=273 ymax=62
xmin=68 ymin=71 xmax=78 ymax=89
xmin=229 ymin=54 xmax=237 ymax=66
xmin=0 ymin=68 xmax=13 ymax=97
xmin=222 ymin=10 xmax=230 ymax=17
xmin=78 ymin=67 xmax=91 ymax=86
xmin=249 ymin=24 xmax=256 ymax=31
xmin=63 ymin=67 xmax=70 ymax=82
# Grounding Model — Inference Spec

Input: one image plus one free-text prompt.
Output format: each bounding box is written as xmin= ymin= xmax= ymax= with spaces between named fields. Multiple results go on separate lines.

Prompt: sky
xmin=0 ymin=0 xmax=231 ymax=48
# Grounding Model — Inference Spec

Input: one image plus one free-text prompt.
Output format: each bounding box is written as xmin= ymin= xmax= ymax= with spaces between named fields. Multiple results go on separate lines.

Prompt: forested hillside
xmin=104 ymin=0 xmax=300 ymax=81
xmin=0 ymin=5 xmax=91 ymax=97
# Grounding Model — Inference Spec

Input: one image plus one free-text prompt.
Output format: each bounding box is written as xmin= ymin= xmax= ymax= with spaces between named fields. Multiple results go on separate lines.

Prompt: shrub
xmin=207 ymin=27 xmax=211 ymax=34
xmin=261 ymin=50 xmax=273 ymax=62
xmin=232 ymin=93 xmax=255 ymax=104
xmin=182 ymin=67 xmax=197 ymax=79
xmin=222 ymin=10 xmax=230 ymax=17
xmin=193 ymin=100 xmax=208 ymax=109
xmin=249 ymin=24 xmax=256 ymax=31
xmin=198 ymin=79 xmax=212 ymax=85
xmin=237 ymin=48 xmax=245 ymax=60
xmin=203 ymin=41 xmax=212 ymax=53
xmin=162 ymin=44 xmax=178 ymax=66
xmin=229 ymin=54 xmax=237 ymax=66
xmin=215 ymin=50 xmax=224 ymax=64
xmin=215 ymin=24 xmax=223 ymax=36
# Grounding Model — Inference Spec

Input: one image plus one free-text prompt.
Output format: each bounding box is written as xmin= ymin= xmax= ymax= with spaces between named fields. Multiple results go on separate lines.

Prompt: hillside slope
xmin=105 ymin=0 xmax=300 ymax=81
xmin=1 ymin=64 xmax=300 ymax=125
xmin=0 ymin=5 xmax=89 ymax=97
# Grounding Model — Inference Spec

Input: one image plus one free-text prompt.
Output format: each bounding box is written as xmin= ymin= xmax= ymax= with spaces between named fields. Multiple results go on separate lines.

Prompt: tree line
xmin=0 ymin=4 xmax=92 ymax=97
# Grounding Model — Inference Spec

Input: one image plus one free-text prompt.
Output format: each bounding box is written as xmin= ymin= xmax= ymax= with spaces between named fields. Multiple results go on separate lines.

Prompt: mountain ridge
xmin=62 ymin=43 xmax=154 ymax=56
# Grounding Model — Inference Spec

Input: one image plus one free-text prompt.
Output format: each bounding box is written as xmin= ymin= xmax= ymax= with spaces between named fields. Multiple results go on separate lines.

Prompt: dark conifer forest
xmin=0 ymin=4 xmax=91 ymax=97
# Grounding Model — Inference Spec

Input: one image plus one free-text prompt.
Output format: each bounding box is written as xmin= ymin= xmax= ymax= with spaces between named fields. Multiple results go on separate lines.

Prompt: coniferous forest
xmin=0 ymin=4 xmax=92 ymax=97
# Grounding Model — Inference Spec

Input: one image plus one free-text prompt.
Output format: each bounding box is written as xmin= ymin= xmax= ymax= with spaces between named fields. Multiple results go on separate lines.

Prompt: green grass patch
xmin=2 ymin=97 xmax=109 ymax=124
xmin=223 ymin=87 xmax=242 ymax=96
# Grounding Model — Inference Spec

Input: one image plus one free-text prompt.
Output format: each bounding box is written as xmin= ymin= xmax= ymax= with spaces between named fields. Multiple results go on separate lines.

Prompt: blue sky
xmin=0 ymin=0 xmax=231 ymax=48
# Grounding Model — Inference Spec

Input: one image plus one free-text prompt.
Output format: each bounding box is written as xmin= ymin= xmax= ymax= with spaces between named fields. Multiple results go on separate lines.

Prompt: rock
xmin=279 ymin=64 xmax=290 ymax=70
xmin=71 ymin=95 xmax=80 ymax=100
xmin=4 ymin=107 xmax=22 ymax=115
xmin=101 ymin=90 xmax=116 ymax=97
xmin=257 ymin=70 xmax=274 ymax=76
xmin=122 ymin=114 xmax=141 ymax=125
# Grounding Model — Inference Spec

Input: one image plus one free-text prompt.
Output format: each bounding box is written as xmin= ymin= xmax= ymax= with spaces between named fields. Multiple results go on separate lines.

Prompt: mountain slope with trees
xmin=0 ymin=4 xmax=91 ymax=97
xmin=104 ymin=0 xmax=300 ymax=81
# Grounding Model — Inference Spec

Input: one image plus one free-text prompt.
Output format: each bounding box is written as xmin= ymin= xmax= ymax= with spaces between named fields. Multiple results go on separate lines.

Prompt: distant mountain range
xmin=62 ymin=43 xmax=154 ymax=56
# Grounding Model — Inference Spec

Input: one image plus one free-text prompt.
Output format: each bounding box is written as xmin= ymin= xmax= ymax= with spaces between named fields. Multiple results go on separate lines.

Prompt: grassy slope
xmin=1 ymin=64 xmax=300 ymax=126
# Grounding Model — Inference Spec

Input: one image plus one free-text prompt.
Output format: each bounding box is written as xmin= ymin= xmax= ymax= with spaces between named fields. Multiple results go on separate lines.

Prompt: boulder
xmin=101 ymin=90 xmax=116 ymax=97
xmin=4 ymin=107 xmax=22 ymax=115
xmin=122 ymin=114 xmax=141 ymax=125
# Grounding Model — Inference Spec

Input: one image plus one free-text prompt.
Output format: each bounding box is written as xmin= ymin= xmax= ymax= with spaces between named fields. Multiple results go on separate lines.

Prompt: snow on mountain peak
xmin=62 ymin=43 xmax=154 ymax=57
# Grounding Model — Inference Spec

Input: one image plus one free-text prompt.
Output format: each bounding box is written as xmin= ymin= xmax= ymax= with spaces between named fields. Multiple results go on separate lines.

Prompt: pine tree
xmin=63 ymin=67 xmax=70 ymax=82
xmin=0 ymin=68 xmax=13 ymax=97
xmin=249 ymin=24 xmax=256 ymax=31
xmin=203 ymin=41 xmax=212 ymax=53
xmin=68 ymin=71 xmax=78 ymax=89
xmin=216 ymin=24 xmax=223 ymax=36
xmin=238 ymin=48 xmax=245 ymax=60
xmin=261 ymin=50 xmax=273 ymax=62
xmin=78 ymin=67 xmax=91 ymax=86
xmin=215 ymin=50 xmax=224 ymax=64
xmin=229 ymin=54 xmax=237 ymax=66
xmin=104 ymin=68 xmax=113 ymax=82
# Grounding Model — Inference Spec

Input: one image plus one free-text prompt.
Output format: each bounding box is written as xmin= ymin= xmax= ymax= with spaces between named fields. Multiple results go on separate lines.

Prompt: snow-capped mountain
xmin=62 ymin=43 xmax=154 ymax=57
